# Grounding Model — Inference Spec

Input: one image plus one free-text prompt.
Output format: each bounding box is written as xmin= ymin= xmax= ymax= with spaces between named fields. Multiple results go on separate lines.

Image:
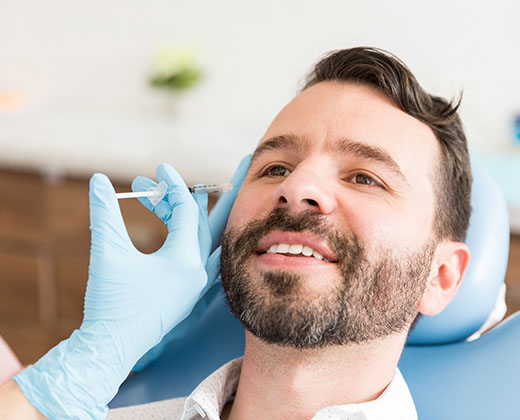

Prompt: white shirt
xmin=108 ymin=358 xmax=417 ymax=420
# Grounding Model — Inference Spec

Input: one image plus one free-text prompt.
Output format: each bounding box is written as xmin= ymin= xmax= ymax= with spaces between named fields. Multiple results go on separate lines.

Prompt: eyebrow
xmin=251 ymin=134 xmax=310 ymax=166
xmin=251 ymin=134 xmax=409 ymax=184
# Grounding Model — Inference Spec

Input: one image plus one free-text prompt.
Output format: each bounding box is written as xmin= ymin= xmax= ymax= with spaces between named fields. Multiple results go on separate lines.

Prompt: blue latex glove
xmin=14 ymin=163 xmax=220 ymax=420
xmin=132 ymin=154 xmax=252 ymax=370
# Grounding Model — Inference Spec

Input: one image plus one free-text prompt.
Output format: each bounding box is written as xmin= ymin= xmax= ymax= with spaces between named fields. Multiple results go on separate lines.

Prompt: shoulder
xmin=107 ymin=397 xmax=187 ymax=420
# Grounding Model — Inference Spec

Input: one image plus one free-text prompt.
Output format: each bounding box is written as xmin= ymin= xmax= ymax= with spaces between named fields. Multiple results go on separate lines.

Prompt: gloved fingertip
xmin=132 ymin=176 xmax=156 ymax=192
xmin=157 ymin=162 xmax=170 ymax=170
xmin=192 ymin=190 xmax=209 ymax=211
xmin=89 ymin=173 xmax=116 ymax=200
xmin=231 ymin=154 xmax=252 ymax=185
xmin=156 ymin=162 xmax=176 ymax=179
xmin=90 ymin=172 xmax=110 ymax=187
xmin=156 ymin=163 xmax=190 ymax=195
xmin=242 ymin=153 xmax=253 ymax=164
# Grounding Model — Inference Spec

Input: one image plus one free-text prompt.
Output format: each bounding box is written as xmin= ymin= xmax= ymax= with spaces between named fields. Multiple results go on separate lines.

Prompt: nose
xmin=271 ymin=162 xmax=337 ymax=215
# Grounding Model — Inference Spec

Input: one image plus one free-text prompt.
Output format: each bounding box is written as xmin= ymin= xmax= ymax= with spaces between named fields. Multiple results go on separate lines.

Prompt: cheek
xmin=338 ymin=202 xmax=397 ymax=246
xmin=338 ymin=195 xmax=433 ymax=251
xmin=226 ymin=187 xmax=271 ymax=230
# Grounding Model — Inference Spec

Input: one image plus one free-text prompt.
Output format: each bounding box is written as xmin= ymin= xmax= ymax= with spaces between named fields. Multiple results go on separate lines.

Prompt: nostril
xmin=280 ymin=196 xmax=288 ymax=204
xmin=306 ymin=199 xmax=319 ymax=207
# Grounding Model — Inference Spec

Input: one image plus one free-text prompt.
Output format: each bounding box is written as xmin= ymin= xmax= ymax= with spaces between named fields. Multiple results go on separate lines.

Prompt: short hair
xmin=302 ymin=47 xmax=472 ymax=242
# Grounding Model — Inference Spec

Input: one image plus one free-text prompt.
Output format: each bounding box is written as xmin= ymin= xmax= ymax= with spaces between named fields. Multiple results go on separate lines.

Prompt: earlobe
xmin=417 ymin=242 xmax=471 ymax=316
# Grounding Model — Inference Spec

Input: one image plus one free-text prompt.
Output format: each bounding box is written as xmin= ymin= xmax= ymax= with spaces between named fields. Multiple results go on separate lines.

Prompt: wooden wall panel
xmin=0 ymin=171 xmax=46 ymax=246
xmin=56 ymin=255 xmax=88 ymax=322
xmin=47 ymin=179 xmax=90 ymax=255
xmin=0 ymin=251 xmax=40 ymax=322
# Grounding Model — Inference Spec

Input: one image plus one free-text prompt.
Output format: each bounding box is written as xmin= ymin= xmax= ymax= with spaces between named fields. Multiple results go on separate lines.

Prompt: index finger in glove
xmin=209 ymin=154 xmax=252 ymax=251
xmin=155 ymin=163 xmax=200 ymax=256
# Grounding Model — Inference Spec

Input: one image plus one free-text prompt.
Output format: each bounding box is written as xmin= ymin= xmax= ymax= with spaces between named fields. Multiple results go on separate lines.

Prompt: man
xmin=0 ymin=47 xmax=471 ymax=419
xmin=109 ymin=47 xmax=471 ymax=419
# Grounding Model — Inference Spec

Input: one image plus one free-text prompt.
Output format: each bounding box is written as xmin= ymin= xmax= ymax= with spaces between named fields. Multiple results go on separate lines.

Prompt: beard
xmin=220 ymin=207 xmax=435 ymax=349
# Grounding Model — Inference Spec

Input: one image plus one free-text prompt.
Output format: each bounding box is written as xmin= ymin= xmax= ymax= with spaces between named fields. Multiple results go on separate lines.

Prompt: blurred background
xmin=1 ymin=0 xmax=519 ymax=365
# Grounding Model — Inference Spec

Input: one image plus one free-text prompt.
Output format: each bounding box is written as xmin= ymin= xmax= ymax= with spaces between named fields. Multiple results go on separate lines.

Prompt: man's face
xmin=220 ymin=81 xmax=440 ymax=348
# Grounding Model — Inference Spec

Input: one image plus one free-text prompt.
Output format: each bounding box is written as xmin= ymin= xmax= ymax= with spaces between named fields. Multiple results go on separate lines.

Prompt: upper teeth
xmin=266 ymin=243 xmax=327 ymax=261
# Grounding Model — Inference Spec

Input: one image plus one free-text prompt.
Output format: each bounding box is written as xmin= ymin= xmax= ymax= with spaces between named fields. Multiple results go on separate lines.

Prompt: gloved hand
xmin=14 ymin=162 xmax=242 ymax=420
xmin=132 ymin=154 xmax=252 ymax=370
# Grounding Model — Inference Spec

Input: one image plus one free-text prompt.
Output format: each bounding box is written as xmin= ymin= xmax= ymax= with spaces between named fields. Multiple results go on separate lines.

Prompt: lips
xmin=256 ymin=231 xmax=338 ymax=263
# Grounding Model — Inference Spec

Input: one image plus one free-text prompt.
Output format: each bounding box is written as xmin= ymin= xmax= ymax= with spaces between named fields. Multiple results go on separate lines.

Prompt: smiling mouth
xmin=256 ymin=243 xmax=336 ymax=263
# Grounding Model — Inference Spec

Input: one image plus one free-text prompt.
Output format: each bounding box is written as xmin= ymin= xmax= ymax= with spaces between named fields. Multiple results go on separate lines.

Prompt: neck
xmin=225 ymin=332 xmax=407 ymax=420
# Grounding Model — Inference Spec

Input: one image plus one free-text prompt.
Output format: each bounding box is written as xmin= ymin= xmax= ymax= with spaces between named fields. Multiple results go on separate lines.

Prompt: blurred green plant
xmin=149 ymin=47 xmax=202 ymax=91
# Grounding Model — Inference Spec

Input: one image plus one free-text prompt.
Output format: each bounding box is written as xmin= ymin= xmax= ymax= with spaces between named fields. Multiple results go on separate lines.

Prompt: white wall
xmin=1 ymin=0 xmax=519 ymax=181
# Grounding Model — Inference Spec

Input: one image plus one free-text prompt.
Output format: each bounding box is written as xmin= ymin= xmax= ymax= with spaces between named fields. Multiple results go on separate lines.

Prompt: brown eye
xmin=264 ymin=165 xmax=291 ymax=177
xmin=351 ymin=173 xmax=379 ymax=186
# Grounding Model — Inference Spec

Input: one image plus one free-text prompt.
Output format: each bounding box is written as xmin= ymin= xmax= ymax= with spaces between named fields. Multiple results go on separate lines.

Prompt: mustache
xmin=223 ymin=207 xmax=358 ymax=263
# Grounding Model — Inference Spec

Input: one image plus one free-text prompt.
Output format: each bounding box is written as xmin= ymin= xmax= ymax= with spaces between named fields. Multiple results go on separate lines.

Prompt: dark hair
xmin=302 ymin=47 xmax=472 ymax=242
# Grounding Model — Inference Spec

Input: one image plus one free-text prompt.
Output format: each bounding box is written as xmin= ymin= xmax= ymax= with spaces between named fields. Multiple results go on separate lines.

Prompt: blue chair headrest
xmin=407 ymin=160 xmax=510 ymax=345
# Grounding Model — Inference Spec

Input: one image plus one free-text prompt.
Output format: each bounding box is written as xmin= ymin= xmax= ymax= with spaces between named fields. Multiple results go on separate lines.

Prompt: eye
xmin=262 ymin=165 xmax=291 ymax=177
xmin=349 ymin=173 xmax=381 ymax=187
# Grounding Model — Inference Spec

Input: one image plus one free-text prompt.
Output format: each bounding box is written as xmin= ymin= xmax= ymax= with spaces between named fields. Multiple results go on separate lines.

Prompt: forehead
xmin=256 ymin=81 xmax=440 ymax=188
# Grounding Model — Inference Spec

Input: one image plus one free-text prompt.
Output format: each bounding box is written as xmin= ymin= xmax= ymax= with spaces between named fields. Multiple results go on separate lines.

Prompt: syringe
xmin=115 ymin=181 xmax=233 ymax=206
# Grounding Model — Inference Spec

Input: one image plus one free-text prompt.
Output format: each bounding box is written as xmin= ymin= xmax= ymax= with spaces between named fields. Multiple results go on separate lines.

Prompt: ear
xmin=417 ymin=241 xmax=471 ymax=316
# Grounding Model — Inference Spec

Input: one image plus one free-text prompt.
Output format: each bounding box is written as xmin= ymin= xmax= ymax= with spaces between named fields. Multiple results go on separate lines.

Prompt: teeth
xmin=312 ymin=250 xmax=324 ymax=260
xmin=264 ymin=243 xmax=330 ymax=261
xmin=288 ymin=244 xmax=303 ymax=254
xmin=277 ymin=243 xmax=290 ymax=253
xmin=302 ymin=246 xmax=313 ymax=257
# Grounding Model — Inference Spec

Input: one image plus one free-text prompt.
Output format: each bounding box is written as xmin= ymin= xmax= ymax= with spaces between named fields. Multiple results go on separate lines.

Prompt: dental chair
xmin=110 ymin=162 xmax=517 ymax=420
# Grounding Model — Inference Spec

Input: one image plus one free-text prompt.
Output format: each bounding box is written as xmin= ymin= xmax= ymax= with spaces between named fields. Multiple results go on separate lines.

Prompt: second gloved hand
xmin=132 ymin=154 xmax=251 ymax=371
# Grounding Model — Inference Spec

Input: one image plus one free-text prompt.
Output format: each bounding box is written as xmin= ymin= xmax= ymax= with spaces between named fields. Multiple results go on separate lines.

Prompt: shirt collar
xmin=181 ymin=358 xmax=242 ymax=420
xmin=181 ymin=357 xmax=416 ymax=420
xmin=312 ymin=368 xmax=417 ymax=420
